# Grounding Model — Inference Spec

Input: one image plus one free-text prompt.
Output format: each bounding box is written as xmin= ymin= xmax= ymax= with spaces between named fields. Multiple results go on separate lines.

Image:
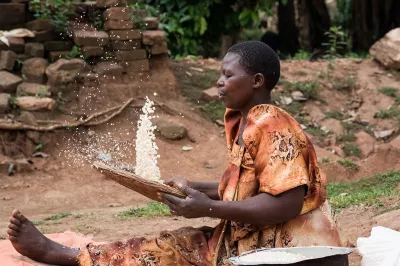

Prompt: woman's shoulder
xmin=247 ymin=104 xmax=300 ymax=131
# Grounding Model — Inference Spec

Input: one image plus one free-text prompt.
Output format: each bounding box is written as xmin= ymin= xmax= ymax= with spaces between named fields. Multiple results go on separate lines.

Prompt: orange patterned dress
xmin=77 ymin=104 xmax=344 ymax=266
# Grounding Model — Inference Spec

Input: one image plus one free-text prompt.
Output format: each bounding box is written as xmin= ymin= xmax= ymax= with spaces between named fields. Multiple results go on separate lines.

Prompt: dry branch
xmin=0 ymin=98 xmax=134 ymax=131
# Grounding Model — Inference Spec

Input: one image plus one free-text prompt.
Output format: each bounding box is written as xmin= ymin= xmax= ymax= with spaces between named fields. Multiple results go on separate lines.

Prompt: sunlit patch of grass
xmin=119 ymin=202 xmax=170 ymax=220
xmin=328 ymin=170 xmax=400 ymax=210
xmin=342 ymin=143 xmax=362 ymax=158
xmin=43 ymin=212 xmax=71 ymax=221
xmin=337 ymin=158 xmax=360 ymax=172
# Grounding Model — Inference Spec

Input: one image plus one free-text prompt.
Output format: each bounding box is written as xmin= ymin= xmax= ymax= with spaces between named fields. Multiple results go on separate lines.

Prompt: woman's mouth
xmin=218 ymin=90 xmax=226 ymax=100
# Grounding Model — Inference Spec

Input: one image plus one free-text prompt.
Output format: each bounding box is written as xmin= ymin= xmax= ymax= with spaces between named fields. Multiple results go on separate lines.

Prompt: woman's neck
xmin=240 ymin=93 xmax=271 ymax=119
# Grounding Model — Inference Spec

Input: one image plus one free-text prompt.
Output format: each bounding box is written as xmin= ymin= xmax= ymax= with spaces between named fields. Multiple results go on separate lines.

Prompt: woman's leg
xmin=7 ymin=210 xmax=80 ymax=266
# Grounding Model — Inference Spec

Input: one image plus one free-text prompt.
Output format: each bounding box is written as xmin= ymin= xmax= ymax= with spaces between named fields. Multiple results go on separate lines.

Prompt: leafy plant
xmin=374 ymin=107 xmax=400 ymax=119
xmin=29 ymin=0 xmax=75 ymax=34
xmin=289 ymin=80 xmax=319 ymax=100
xmin=323 ymin=26 xmax=347 ymax=60
xmin=331 ymin=76 xmax=356 ymax=90
xmin=325 ymin=111 xmax=343 ymax=120
xmin=288 ymin=50 xmax=312 ymax=60
xmin=337 ymin=133 xmax=356 ymax=143
xmin=379 ymin=87 xmax=398 ymax=97
xmin=65 ymin=45 xmax=84 ymax=59
xmin=337 ymin=158 xmax=360 ymax=172
xmin=37 ymin=86 xmax=49 ymax=98
xmin=342 ymin=143 xmax=362 ymax=158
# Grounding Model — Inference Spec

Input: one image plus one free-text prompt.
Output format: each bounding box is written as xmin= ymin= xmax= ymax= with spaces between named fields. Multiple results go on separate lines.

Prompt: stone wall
xmin=0 ymin=0 xmax=171 ymax=115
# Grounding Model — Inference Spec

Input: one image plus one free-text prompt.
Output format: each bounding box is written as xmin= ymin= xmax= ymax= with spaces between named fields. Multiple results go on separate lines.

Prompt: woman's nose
xmin=217 ymin=77 xmax=224 ymax=87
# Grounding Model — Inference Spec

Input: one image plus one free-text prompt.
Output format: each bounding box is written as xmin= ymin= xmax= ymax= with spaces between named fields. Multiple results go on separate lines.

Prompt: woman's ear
xmin=253 ymin=73 xmax=265 ymax=89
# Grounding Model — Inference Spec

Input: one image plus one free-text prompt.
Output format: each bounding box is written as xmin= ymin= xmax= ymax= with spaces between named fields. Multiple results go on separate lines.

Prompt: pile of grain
xmin=239 ymin=251 xmax=308 ymax=264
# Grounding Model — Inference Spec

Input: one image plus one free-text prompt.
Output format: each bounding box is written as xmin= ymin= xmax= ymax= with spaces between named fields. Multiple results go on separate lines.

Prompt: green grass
xmin=331 ymin=76 xmax=356 ymax=90
xmin=281 ymin=101 xmax=304 ymax=116
xmin=342 ymin=122 xmax=365 ymax=134
xmin=306 ymin=126 xmax=330 ymax=137
xmin=289 ymin=80 xmax=319 ymax=100
xmin=396 ymin=96 xmax=400 ymax=105
xmin=342 ymin=143 xmax=362 ymax=158
xmin=119 ymin=202 xmax=170 ymax=220
xmin=327 ymin=170 xmax=400 ymax=210
xmin=43 ymin=212 xmax=71 ymax=221
xmin=337 ymin=133 xmax=356 ymax=143
xmin=374 ymin=107 xmax=400 ymax=119
xmin=337 ymin=158 xmax=360 ymax=172
xmin=32 ymin=220 xmax=44 ymax=226
xmin=325 ymin=111 xmax=343 ymax=120
xmin=287 ymin=50 xmax=312 ymax=60
xmin=379 ymin=87 xmax=398 ymax=97
xmin=319 ymin=157 xmax=332 ymax=163
xmin=202 ymin=101 xmax=226 ymax=121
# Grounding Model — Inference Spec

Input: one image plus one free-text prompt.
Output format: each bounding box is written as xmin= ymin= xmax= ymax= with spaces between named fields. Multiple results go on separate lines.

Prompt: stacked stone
xmin=142 ymin=17 xmax=169 ymax=56
xmin=73 ymin=30 xmax=110 ymax=59
xmin=101 ymin=4 xmax=149 ymax=73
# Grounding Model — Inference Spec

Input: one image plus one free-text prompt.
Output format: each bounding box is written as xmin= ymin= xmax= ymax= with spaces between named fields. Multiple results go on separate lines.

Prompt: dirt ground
xmin=0 ymin=57 xmax=400 ymax=266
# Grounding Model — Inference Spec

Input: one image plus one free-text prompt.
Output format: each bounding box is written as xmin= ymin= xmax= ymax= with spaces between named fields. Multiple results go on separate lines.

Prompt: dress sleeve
xmin=243 ymin=105 xmax=311 ymax=196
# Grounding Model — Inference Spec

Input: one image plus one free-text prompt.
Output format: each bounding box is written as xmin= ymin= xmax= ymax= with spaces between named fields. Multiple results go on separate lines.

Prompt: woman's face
xmin=217 ymin=53 xmax=255 ymax=110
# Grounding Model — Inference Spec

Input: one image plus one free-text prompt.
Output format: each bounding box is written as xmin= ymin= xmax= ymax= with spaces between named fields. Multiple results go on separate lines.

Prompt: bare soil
xmin=1 ymin=58 xmax=400 ymax=266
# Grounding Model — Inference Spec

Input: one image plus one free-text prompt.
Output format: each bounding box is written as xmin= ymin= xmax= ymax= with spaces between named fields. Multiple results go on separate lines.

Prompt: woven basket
xmin=93 ymin=161 xmax=186 ymax=202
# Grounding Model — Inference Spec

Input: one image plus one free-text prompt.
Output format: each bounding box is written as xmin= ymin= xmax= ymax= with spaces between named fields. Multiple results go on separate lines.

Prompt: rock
xmin=303 ymin=104 xmax=325 ymax=122
xmin=24 ymin=43 xmax=45 ymax=58
xmin=26 ymin=131 xmax=41 ymax=144
xmin=0 ymin=155 xmax=32 ymax=175
xmin=0 ymin=3 xmax=25 ymax=26
xmin=21 ymin=58 xmax=48 ymax=83
xmin=0 ymin=50 xmax=16 ymax=71
xmin=142 ymin=30 xmax=165 ymax=46
xmin=292 ymin=91 xmax=307 ymax=101
xmin=389 ymin=135 xmax=400 ymax=149
xmin=67 ymin=21 xmax=96 ymax=34
xmin=81 ymin=46 xmax=104 ymax=58
xmin=369 ymin=28 xmax=400 ymax=69
xmin=0 ymin=93 xmax=10 ymax=113
xmin=154 ymin=119 xmax=187 ymax=140
xmin=16 ymin=96 xmax=56 ymax=111
xmin=44 ymin=41 xmax=74 ymax=52
xmin=0 ymin=37 xmax=25 ymax=53
xmin=103 ymin=6 xmax=131 ymax=20
xmin=144 ymin=17 xmax=159 ymax=30
xmin=108 ymin=29 xmax=141 ymax=41
xmin=280 ymin=96 xmax=293 ymax=105
xmin=148 ymin=41 xmax=168 ymax=55
xmin=215 ymin=119 xmax=224 ymax=127
xmin=16 ymin=83 xmax=50 ymax=97
xmin=32 ymin=152 xmax=50 ymax=158
xmin=28 ymin=30 xmax=57 ymax=43
xmin=320 ymin=118 xmax=343 ymax=135
xmin=17 ymin=111 xmax=37 ymax=126
xmin=111 ymin=40 xmax=141 ymax=50
xmin=114 ymin=49 xmax=146 ymax=61
xmin=202 ymin=87 xmax=219 ymax=101
xmin=96 ymin=0 xmax=128 ymax=8
xmin=49 ymin=51 xmax=71 ymax=62
xmin=46 ymin=59 xmax=87 ymax=87
xmin=331 ymin=146 xmax=345 ymax=157
xmin=94 ymin=62 xmax=124 ymax=76
xmin=119 ymin=59 xmax=149 ymax=72
xmin=355 ymin=131 xmax=375 ymax=157
xmin=374 ymin=129 xmax=395 ymax=139
xmin=182 ymin=145 xmax=193 ymax=151
xmin=73 ymin=31 xmax=109 ymax=47
xmin=0 ymin=71 xmax=22 ymax=92
xmin=104 ymin=20 xmax=134 ymax=30
xmin=26 ymin=19 xmax=54 ymax=31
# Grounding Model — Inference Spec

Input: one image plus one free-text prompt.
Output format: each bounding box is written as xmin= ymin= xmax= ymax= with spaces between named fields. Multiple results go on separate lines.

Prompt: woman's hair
xmin=227 ymin=40 xmax=280 ymax=91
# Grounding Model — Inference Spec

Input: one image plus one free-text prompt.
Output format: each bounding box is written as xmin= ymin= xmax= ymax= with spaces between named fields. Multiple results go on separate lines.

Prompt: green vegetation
xmin=337 ymin=158 xmax=360 ymax=172
xmin=119 ymin=202 xmax=170 ymax=220
xmin=29 ymin=0 xmax=74 ymax=34
xmin=319 ymin=157 xmax=332 ymax=163
xmin=287 ymin=50 xmax=312 ymax=60
xmin=342 ymin=143 xmax=362 ymax=158
xmin=327 ymin=170 xmax=400 ymax=210
xmin=65 ymin=46 xmax=84 ymax=60
xmin=379 ymin=87 xmax=398 ymax=97
xmin=374 ymin=107 xmax=400 ymax=119
xmin=342 ymin=121 xmax=366 ymax=134
xmin=325 ymin=111 xmax=343 ymax=120
xmin=337 ymin=133 xmax=356 ymax=143
xmin=44 ymin=212 xmax=71 ymax=221
xmin=203 ymin=101 xmax=225 ymax=121
xmin=289 ymin=80 xmax=319 ymax=100
xmin=331 ymin=76 xmax=356 ymax=91
xmin=306 ymin=126 xmax=330 ymax=137
xmin=32 ymin=220 xmax=44 ymax=226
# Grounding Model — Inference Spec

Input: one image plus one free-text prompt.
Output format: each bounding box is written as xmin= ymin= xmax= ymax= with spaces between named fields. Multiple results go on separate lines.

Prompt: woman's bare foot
xmin=7 ymin=210 xmax=80 ymax=266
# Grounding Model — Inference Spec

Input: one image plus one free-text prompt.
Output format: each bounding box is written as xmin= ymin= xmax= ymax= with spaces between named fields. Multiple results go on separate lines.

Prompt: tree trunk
xmin=278 ymin=0 xmax=299 ymax=57
xmin=352 ymin=0 xmax=400 ymax=51
xmin=296 ymin=0 xmax=331 ymax=52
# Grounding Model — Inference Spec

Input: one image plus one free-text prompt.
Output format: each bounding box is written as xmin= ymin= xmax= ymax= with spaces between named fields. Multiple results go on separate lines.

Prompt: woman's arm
xmin=161 ymin=185 xmax=306 ymax=226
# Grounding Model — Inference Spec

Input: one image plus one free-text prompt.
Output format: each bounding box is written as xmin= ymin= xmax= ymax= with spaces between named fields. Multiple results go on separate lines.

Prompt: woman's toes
xmin=8 ymin=223 xmax=19 ymax=232
xmin=9 ymin=217 xmax=21 ymax=226
xmin=7 ymin=228 xmax=19 ymax=237
xmin=16 ymin=212 xmax=28 ymax=223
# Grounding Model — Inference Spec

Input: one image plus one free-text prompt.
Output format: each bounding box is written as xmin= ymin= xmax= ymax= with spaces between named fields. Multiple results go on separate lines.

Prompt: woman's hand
xmin=159 ymin=185 xmax=213 ymax=219
xmin=165 ymin=177 xmax=192 ymax=189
